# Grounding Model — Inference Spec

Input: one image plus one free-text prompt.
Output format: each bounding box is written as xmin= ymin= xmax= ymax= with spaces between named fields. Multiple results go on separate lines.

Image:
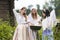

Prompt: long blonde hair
xmin=31 ymin=9 xmax=38 ymax=19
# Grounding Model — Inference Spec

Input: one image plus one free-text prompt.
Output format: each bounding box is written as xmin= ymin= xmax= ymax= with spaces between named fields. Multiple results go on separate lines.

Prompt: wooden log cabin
xmin=0 ymin=0 xmax=15 ymax=26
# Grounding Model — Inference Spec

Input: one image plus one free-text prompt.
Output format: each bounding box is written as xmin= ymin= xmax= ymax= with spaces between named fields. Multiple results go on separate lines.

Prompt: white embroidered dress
xmin=28 ymin=13 xmax=42 ymax=40
xmin=13 ymin=9 xmax=32 ymax=40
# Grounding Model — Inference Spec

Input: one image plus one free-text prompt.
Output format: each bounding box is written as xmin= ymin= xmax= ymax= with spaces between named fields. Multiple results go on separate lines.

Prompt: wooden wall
xmin=0 ymin=0 xmax=15 ymax=26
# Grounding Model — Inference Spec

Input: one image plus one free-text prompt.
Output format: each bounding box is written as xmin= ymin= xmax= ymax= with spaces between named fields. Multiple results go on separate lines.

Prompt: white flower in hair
xmin=18 ymin=6 xmax=27 ymax=12
xmin=30 ymin=5 xmax=37 ymax=10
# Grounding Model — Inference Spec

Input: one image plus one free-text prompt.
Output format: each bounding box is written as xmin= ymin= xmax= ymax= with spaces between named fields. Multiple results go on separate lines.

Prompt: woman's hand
xmin=38 ymin=21 xmax=42 ymax=26
xmin=27 ymin=22 xmax=34 ymax=26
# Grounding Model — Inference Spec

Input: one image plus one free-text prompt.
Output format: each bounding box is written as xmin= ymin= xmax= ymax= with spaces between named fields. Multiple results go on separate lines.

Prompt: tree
xmin=50 ymin=0 xmax=60 ymax=18
xmin=36 ymin=4 xmax=41 ymax=16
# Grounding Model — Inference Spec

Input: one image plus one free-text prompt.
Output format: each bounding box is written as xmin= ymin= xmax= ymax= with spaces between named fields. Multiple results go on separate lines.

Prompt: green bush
xmin=0 ymin=19 xmax=15 ymax=40
xmin=0 ymin=19 xmax=60 ymax=40
xmin=53 ymin=24 xmax=60 ymax=40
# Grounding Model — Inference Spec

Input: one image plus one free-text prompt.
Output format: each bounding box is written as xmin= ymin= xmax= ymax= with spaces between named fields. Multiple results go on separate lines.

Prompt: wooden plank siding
xmin=0 ymin=0 xmax=15 ymax=26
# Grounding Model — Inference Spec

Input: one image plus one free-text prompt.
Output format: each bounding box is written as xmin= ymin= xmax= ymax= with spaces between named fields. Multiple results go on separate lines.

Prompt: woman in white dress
xmin=28 ymin=8 xmax=42 ymax=40
xmin=42 ymin=9 xmax=57 ymax=40
xmin=13 ymin=7 xmax=32 ymax=40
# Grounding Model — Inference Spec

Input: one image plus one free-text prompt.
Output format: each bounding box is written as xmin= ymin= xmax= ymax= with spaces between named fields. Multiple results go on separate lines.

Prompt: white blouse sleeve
xmin=13 ymin=9 xmax=20 ymax=24
xmin=37 ymin=15 xmax=42 ymax=21
xmin=27 ymin=14 xmax=31 ymax=22
xmin=50 ymin=9 xmax=57 ymax=27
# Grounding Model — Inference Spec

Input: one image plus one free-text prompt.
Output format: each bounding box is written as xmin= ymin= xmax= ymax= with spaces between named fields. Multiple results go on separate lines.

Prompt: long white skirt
xmin=13 ymin=24 xmax=36 ymax=40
